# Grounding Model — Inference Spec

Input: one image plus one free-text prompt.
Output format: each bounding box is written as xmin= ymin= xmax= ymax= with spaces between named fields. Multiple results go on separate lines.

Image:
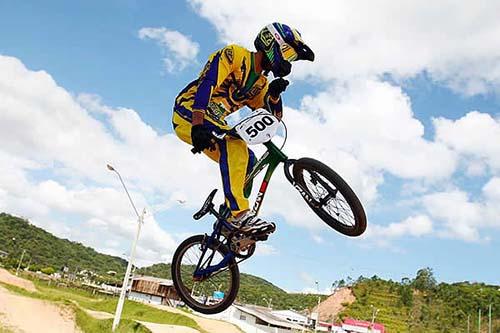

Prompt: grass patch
xmin=0 ymin=281 xmax=52 ymax=300
xmin=80 ymin=298 xmax=201 ymax=329
xmin=75 ymin=307 xmax=151 ymax=333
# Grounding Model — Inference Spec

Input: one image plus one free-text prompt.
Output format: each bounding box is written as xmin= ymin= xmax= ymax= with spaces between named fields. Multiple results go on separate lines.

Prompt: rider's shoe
xmin=229 ymin=211 xmax=276 ymax=236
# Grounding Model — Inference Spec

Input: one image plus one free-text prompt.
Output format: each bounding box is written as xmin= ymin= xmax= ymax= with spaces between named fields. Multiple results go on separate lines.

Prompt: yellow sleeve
xmin=192 ymin=45 xmax=237 ymax=111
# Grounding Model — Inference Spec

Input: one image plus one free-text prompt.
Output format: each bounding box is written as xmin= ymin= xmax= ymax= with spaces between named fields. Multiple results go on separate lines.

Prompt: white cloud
xmin=434 ymin=111 xmax=500 ymax=173
xmin=421 ymin=179 xmax=500 ymax=242
xmin=138 ymin=27 xmax=199 ymax=72
xmin=366 ymin=215 xmax=433 ymax=239
xmin=189 ymin=0 xmax=500 ymax=95
xmin=366 ymin=177 xmax=500 ymax=245
xmin=297 ymin=79 xmax=458 ymax=180
xmin=422 ymin=190 xmax=482 ymax=242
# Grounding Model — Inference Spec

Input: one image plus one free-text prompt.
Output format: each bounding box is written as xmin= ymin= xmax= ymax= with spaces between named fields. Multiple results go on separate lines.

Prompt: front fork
xmin=283 ymin=159 xmax=321 ymax=209
xmin=193 ymin=221 xmax=235 ymax=280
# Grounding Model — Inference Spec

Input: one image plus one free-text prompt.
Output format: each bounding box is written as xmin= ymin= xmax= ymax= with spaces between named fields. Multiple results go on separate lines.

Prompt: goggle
xmin=280 ymin=44 xmax=299 ymax=62
xmin=266 ymin=24 xmax=300 ymax=62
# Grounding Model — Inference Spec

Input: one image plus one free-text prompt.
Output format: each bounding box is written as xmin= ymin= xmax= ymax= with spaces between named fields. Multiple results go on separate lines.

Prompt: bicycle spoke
xmin=302 ymin=169 xmax=356 ymax=228
xmin=176 ymin=239 xmax=234 ymax=308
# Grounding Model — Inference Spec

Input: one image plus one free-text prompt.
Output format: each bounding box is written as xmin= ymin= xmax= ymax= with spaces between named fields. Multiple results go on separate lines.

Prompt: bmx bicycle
xmin=171 ymin=110 xmax=367 ymax=314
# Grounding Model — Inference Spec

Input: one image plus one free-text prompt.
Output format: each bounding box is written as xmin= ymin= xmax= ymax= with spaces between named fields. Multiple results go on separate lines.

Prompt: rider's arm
xmin=192 ymin=46 xmax=235 ymax=125
xmin=247 ymin=84 xmax=283 ymax=120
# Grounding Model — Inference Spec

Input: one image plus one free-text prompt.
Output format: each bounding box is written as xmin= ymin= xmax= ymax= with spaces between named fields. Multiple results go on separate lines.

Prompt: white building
xmin=271 ymin=309 xmax=310 ymax=326
xmin=202 ymin=304 xmax=307 ymax=333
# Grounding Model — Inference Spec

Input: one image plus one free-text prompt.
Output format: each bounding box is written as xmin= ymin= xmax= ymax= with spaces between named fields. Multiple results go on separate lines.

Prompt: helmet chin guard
xmin=271 ymin=56 xmax=292 ymax=77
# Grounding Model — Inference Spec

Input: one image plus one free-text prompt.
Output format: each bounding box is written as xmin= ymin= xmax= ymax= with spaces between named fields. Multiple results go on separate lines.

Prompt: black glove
xmin=191 ymin=125 xmax=215 ymax=154
xmin=268 ymin=78 xmax=289 ymax=98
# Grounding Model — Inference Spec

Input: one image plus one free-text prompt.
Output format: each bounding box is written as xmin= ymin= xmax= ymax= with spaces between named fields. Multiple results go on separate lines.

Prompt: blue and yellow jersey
xmin=174 ymin=44 xmax=282 ymax=126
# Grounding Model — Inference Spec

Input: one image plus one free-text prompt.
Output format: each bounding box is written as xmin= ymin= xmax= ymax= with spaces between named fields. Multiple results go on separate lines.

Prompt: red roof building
xmin=342 ymin=318 xmax=385 ymax=333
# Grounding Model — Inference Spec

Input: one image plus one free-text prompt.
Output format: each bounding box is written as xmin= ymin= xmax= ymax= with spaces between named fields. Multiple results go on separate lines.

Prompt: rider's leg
xmin=219 ymin=138 xmax=275 ymax=235
xmin=218 ymin=137 xmax=254 ymax=215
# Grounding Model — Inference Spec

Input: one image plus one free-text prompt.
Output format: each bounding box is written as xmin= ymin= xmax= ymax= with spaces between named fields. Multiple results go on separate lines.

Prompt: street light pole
xmin=107 ymin=164 xmax=145 ymax=332
xmin=370 ymin=305 xmax=379 ymax=332
xmin=467 ymin=314 xmax=470 ymax=333
xmin=478 ymin=308 xmax=481 ymax=333
xmin=315 ymin=281 xmax=321 ymax=332
xmin=488 ymin=303 xmax=492 ymax=333
xmin=15 ymin=249 xmax=26 ymax=276
xmin=25 ymin=257 xmax=32 ymax=272
xmin=262 ymin=297 xmax=272 ymax=309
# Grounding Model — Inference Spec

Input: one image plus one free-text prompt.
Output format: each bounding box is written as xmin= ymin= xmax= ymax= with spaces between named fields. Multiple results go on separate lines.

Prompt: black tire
xmin=292 ymin=158 xmax=367 ymax=236
xmin=171 ymin=235 xmax=240 ymax=314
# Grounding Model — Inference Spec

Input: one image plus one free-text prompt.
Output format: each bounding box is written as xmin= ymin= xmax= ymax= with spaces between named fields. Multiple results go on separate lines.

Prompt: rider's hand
xmin=191 ymin=125 xmax=215 ymax=154
xmin=268 ymin=78 xmax=289 ymax=98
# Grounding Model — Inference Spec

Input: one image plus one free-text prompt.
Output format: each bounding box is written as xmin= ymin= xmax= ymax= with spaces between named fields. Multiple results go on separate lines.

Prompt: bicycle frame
xmin=245 ymin=141 xmax=289 ymax=216
xmin=193 ymin=140 xmax=289 ymax=279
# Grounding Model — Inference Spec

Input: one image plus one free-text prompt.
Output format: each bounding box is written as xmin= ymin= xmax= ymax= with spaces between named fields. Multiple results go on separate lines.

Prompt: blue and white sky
xmin=1 ymin=1 xmax=499 ymax=293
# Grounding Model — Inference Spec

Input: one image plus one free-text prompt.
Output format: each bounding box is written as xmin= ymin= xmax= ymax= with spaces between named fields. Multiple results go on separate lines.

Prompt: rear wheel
xmin=292 ymin=158 xmax=367 ymax=236
xmin=171 ymin=235 xmax=239 ymax=314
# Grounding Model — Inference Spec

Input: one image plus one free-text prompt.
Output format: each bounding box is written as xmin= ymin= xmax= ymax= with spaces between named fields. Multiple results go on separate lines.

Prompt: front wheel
xmin=292 ymin=158 xmax=367 ymax=236
xmin=171 ymin=235 xmax=240 ymax=314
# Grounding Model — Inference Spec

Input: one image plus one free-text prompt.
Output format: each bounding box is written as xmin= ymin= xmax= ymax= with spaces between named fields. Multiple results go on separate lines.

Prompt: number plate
xmin=235 ymin=110 xmax=280 ymax=145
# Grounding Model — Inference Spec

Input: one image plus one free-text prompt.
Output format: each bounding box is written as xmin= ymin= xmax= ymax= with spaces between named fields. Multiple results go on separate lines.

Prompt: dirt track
xmin=0 ymin=268 xmax=221 ymax=333
xmin=0 ymin=268 xmax=79 ymax=332
xmin=0 ymin=285 xmax=80 ymax=333
xmin=0 ymin=268 xmax=37 ymax=292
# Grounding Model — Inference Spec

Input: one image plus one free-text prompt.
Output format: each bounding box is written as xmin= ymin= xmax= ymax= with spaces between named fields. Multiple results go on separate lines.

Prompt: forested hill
xmin=0 ymin=213 xmax=127 ymax=275
xmin=338 ymin=271 xmax=500 ymax=332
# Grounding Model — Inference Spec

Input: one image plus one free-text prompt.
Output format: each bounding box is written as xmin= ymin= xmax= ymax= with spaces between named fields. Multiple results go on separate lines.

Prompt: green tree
xmin=399 ymin=285 xmax=413 ymax=307
xmin=413 ymin=267 xmax=437 ymax=292
xmin=41 ymin=266 xmax=55 ymax=275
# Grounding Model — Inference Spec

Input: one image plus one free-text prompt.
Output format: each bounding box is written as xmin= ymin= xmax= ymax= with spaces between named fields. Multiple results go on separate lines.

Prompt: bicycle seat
xmin=193 ymin=189 xmax=217 ymax=220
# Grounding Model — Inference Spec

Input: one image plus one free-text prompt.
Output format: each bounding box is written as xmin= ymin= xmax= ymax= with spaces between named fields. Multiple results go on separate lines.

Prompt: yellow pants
xmin=172 ymin=108 xmax=256 ymax=216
